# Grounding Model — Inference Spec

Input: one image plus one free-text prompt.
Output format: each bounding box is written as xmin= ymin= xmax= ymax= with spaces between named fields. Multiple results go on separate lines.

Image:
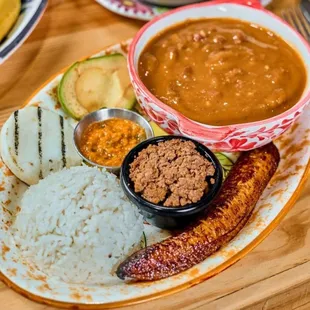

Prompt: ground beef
xmin=129 ymin=139 xmax=215 ymax=207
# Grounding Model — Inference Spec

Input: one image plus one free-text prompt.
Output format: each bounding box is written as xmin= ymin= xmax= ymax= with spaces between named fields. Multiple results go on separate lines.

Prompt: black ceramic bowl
xmin=120 ymin=135 xmax=223 ymax=229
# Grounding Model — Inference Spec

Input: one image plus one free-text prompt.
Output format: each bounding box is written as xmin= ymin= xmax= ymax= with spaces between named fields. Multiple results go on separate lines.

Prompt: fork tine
xmin=283 ymin=9 xmax=302 ymax=35
xmin=281 ymin=10 xmax=294 ymax=30
xmin=281 ymin=7 xmax=310 ymax=41
xmin=281 ymin=10 xmax=289 ymax=23
xmin=296 ymin=7 xmax=310 ymax=40
xmin=290 ymin=7 xmax=309 ymax=40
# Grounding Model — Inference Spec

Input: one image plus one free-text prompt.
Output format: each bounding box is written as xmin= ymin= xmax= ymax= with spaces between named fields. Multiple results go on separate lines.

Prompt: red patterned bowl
xmin=128 ymin=0 xmax=310 ymax=152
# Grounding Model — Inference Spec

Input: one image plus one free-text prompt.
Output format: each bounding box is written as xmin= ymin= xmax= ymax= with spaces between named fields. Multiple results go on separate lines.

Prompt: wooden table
xmin=0 ymin=0 xmax=309 ymax=309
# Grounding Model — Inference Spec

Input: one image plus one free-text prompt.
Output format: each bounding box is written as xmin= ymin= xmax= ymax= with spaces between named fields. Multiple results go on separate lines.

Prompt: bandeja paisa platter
xmin=0 ymin=0 xmax=309 ymax=308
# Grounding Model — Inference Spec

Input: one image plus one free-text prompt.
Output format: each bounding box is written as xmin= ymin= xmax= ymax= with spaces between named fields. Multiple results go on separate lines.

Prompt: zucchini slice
xmin=58 ymin=54 xmax=136 ymax=120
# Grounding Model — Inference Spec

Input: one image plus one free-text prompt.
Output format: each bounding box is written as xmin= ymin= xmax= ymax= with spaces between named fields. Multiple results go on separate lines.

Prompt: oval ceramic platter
xmin=95 ymin=0 xmax=272 ymax=21
xmin=0 ymin=0 xmax=47 ymax=64
xmin=0 ymin=40 xmax=309 ymax=308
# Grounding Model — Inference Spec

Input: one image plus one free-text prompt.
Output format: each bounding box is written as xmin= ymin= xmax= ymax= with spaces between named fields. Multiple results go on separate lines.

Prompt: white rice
xmin=12 ymin=166 xmax=144 ymax=284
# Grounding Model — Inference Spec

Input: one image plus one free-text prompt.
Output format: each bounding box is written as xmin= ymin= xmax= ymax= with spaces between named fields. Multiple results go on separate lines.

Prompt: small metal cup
xmin=73 ymin=108 xmax=154 ymax=174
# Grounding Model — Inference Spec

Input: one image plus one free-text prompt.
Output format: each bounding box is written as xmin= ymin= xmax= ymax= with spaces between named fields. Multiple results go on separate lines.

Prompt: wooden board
xmin=0 ymin=0 xmax=309 ymax=309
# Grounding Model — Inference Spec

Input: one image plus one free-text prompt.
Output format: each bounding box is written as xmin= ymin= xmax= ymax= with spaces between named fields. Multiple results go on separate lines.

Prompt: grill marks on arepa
xmin=59 ymin=115 xmax=67 ymax=168
xmin=13 ymin=110 xmax=19 ymax=156
xmin=37 ymin=107 xmax=43 ymax=179
xmin=1 ymin=106 xmax=82 ymax=185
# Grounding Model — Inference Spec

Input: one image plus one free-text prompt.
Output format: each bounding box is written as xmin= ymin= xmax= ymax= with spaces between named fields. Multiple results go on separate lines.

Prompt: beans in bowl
xmin=138 ymin=18 xmax=306 ymax=126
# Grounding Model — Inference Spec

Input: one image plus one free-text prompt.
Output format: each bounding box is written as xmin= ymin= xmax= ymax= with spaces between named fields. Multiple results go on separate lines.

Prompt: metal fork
xmin=281 ymin=1 xmax=310 ymax=41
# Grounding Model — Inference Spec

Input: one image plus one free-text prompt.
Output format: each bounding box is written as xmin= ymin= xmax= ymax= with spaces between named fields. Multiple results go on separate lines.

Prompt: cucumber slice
xmin=58 ymin=54 xmax=136 ymax=120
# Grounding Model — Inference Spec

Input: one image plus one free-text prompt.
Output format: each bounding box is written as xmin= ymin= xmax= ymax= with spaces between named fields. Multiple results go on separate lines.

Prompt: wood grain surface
xmin=0 ymin=0 xmax=309 ymax=309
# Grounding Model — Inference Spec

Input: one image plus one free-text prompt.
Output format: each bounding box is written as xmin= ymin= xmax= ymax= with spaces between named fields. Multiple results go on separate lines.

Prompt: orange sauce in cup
xmin=80 ymin=118 xmax=146 ymax=167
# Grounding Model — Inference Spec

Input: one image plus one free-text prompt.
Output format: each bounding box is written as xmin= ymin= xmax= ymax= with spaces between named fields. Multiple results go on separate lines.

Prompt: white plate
xmin=0 ymin=40 xmax=309 ymax=308
xmin=0 ymin=0 xmax=47 ymax=64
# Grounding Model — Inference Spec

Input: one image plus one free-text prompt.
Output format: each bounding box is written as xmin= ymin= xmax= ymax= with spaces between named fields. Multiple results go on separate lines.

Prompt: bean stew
xmin=138 ymin=18 xmax=307 ymax=126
